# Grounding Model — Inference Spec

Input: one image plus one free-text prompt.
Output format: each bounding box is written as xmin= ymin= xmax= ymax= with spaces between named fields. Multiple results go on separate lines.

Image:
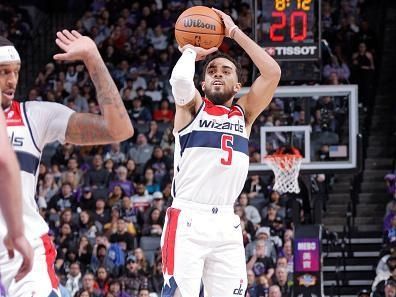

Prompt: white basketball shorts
xmin=161 ymin=199 xmax=247 ymax=297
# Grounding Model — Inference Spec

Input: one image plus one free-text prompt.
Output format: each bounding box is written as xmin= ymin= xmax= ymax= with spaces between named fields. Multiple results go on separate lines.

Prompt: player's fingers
xmin=7 ymin=248 xmax=14 ymax=259
xmin=53 ymin=53 xmax=69 ymax=61
xmin=62 ymin=29 xmax=76 ymax=41
xmin=14 ymin=258 xmax=32 ymax=282
xmin=71 ymin=30 xmax=82 ymax=38
xmin=55 ymin=38 xmax=69 ymax=51
xmin=56 ymin=31 xmax=71 ymax=45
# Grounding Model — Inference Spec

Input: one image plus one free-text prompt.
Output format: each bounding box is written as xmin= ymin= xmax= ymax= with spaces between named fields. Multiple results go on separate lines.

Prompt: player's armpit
xmin=65 ymin=112 xmax=129 ymax=145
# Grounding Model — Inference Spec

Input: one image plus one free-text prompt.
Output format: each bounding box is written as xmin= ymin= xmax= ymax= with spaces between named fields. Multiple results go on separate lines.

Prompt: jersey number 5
xmin=221 ymin=134 xmax=234 ymax=166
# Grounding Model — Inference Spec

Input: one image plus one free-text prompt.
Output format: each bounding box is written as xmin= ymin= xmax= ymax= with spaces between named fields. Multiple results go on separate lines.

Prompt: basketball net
xmin=264 ymin=148 xmax=302 ymax=194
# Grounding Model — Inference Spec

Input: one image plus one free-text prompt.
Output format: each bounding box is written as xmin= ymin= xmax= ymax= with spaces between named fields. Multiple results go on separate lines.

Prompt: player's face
xmin=202 ymin=57 xmax=241 ymax=106
xmin=0 ymin=62 xmax=20 ymax=109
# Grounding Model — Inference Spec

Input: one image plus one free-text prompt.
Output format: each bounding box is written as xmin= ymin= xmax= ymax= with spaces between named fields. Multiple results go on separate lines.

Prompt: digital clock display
xmin=259 ymin=0 xmax=321 ymax=61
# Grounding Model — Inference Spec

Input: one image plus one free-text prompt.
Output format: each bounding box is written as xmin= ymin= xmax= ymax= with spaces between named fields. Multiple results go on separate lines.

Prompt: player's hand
xmin=53 ymin=30 xmax=100 ymax=62
xmin=211 ymin=8 xmax=238 ymax=38
xmin=178 ymin=44 xmax=218 ymax=61
xmin=4 ymin=234 xmax=34 ymax=282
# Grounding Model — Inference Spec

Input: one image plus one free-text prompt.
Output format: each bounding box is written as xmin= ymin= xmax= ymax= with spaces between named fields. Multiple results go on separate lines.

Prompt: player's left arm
xmin=54 ymin=30 xmax=134 ymax=145
xmin=213 ymin=9 xmax=281 ymax=131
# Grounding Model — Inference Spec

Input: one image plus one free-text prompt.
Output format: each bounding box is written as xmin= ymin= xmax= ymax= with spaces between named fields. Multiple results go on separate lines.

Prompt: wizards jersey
xmin=0 ymin=100 xmax=74 ymax=251
xmin=172 ymin=98 xmax=249 ymax=206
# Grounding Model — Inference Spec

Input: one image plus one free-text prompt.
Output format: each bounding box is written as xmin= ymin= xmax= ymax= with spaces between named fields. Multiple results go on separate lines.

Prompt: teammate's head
xmin=201 ymin=52 xmax=242 ymax=106
xmin=0 ymin=37 xmax=21 ymax=109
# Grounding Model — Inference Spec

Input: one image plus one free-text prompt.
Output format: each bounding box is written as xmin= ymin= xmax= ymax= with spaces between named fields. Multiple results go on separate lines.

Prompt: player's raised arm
xmin=53 ymin=30 xmax=134 ymax=145
xmin=212 ymin=8 xmax=281 ymax=128
xmin=0 ymin=108 xmax=33 ymax=282
xmin=170 ymin=45 xmax=217 ymax=131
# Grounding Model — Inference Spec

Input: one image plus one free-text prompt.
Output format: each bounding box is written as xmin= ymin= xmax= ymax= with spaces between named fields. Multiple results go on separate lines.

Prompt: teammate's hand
xmin=211 ymin=8 xmax=238 ymax=38
xmin=178 ymin=44 xmax=218 ymax=61
xmin=53 ymin=30 xmax=99 ymax=62
xmin=3 ymin=234 xmax=34 ymax=282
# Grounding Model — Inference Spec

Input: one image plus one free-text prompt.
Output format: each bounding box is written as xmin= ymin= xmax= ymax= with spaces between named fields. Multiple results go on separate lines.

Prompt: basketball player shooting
xmin=0 ymin=107 xmax=33 ymax=292
xmin=0 ymin=30 xmax=133 ymax=297
xmin=161 ymin=8 xmax=281 ymax=297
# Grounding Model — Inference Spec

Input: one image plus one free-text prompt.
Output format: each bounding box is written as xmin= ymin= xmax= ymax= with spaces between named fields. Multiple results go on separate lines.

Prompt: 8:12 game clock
xmin=260 ymin=0 xmax=321 ymax=61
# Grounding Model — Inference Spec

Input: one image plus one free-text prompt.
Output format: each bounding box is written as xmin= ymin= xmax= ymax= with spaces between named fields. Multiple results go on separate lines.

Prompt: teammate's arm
xmin=213 ymin=9 xmax=281 ymax=130
xmin=53 ymin=30 xmax=134 ymax=145
xmin=0 ymin=108 xmax=33 ymax=281
xmin=170 ymin=45 xmax=217 ymax=131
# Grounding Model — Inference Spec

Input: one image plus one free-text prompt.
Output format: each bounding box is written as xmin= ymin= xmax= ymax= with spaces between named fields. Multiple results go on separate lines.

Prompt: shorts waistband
xmin=171 ymin=199 xmax=235 ymax=214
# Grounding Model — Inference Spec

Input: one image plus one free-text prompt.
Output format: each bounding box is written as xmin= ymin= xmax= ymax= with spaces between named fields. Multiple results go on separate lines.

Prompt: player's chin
xmin=1 ymin=97 xmax=12 ymax=109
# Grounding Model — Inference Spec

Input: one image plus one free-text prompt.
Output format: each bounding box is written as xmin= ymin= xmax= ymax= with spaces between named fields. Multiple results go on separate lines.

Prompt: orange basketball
xmin=175 ymin=6 xmax=225 ymax=49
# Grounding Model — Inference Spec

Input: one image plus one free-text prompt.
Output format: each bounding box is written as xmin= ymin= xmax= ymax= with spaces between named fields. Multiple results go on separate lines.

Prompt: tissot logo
xmin=274 ymin=46 xmax=317 ymax=56
xmin=184 ymin=19 xmax=216 ymax=31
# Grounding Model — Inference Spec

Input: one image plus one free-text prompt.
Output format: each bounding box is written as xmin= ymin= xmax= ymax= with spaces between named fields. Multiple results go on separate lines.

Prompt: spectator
xmin=66 ymin=262 xmax=83 ymax=296
xmin=146 ymin=121 xmax=163 ymax=145
xmin=78 ymin=210 xmax=100 ymax=244
xmin=272 ymin=266 xmax=293 ymax=297
xmin=234 ymin=203 xmax=256 ymax=243
xmin=269 ymin=285 xmax=282 ymax=297
xmin=118 ymin=254 xmax=149 ymax=297
xmin=148 ymin=257 xmax=163 ymax=295
xmin=48 ymin=182 xmax=78 ymax=213
xmin=80 ymin=187 xmax=96 ymax=211
xmin=128 ymin=134 xmax=154 ymax=169
xmin=247 ymin=239 xmax=275 ymax=280
xmin=94 ymin=198 xmax=110 ymax=227
xmin=77 ymin=235 xmax=93 ymax=269
xmin=141 ymin=208 xmax=164 ymax=237
xmin=238 ymin=192 xmax=261 ymax=225
xmin=104 ymin=143 xmax=126 ymax=166
xmin=109 ymin=218 xmax=136 ymax=252
xmin=108 ymin=279 xmax=131 ymax=297
xmin=108 ymin=185 xmax=126 ymax=208
xmin=38 ymin=172 xmax=59 ymax=203
xmin=153 ymin=99 xmax=174 ymax=123
xmin=81 ymin=272 xmax=101 ymax=297
xmin=109 ymin=166 xmax=134 ymax=197
xmin=144 ymin=146 xmax=172 ymax=184
xmin=246 ymin=227 xmax=277 ymax=262
xmin=131 ymin=181 xmax=153 ymax=212
xmin=143 ymin=167 xmax=161 ymax=195
xmin=94 ymin=266 xmax=110 ymax=296
xmin=85 ymin=154 xmax=110 ymax=194
xmin=129 ymin=97 xmax=152 ymax=124
xmin=92 ymin=235 xmax=125 ymax=277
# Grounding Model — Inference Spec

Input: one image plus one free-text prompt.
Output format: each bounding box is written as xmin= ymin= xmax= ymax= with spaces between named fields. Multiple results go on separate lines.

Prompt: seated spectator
xmin=118 ymin=255 xmax=149 ymax=297
xmin=74 ymin=289 xmax=92 ymax=297
xmin=129 ymin=97 xmax=152 ymax=124
xmin=125 ymin=159 xmax=139 ymax=181
xmin=160 ymin=126 xmax=175 ymax=157
xmin=153 ymin=99 xmax=174 ymax=123
xmin=104 ymin=142 xmax=126 ymax=166
xmin=108 ymin=279 xmax=131 ymax=297
xmin=81 ymin=272 xmax=101 ymax=297
xmin=247 ymin=269 xmax=257 ymax=297
xmin=38 ymin=172 xmax=59 ymax=203
xmin=146 ymin=121 xmax=163 ymax=145
xmin=253 ymin=275 xmax=270 ymax=297
xmin=56 ymin=223 xmax=78 ymax=255
xmin=137 ymin=287 xmax=150 ymax=297
xmin=84 ymin=154 xmax=110 ymax=194
xmin=109 ymin=217 xmax=136 ymax=252
xmin=234 ymin=203 xmax=256 ymax=243
xmin=261 ymin=203 xmax=279 ymax=228
xmin=131 ymin=181 xmax=153 ymax=212
xmin=121 ymin=196 xmax=140 ymax=227
xmin=276 ymin=256 xmax=293 ymax=281
xmin=127 ymin=134 xmax=154 ymax=169
xmin=244 ymin=175 xmax=266 ymax=200
xmin=109 ymin=166 xmax=134 ymax=197
xmin=104 ymin=159 xmax=116 ymax=181
xmin=278 ymin=240 xmax=294 ymax=273
xmin=66 ymin=262 xmax=83 ymax=297
xmin=94 ymin=266 xmax=110 ymax=297
xmin=323 ymin=55 xmax=351 ymax=83
xmin=94 ymin=198 xmax=110 ymax=228
xmin=246 ymin=239 xmax=275 ymax=280
xmin=269 ymin=285 xmax=282 ymax=297
xmin=80 ymin=187 xmax=96 ymax=211
xmin=144 ymin=146 xmax=172 ymax=184
xmin=246 ymin=227 xmax=278 ymax=263
xmin=373 ymin=244 xmax=396 ymax=292
xmin=374 ymin=276 xmax=396 ymax=297
xmin=77 ymin=235 xmax=92 ymax=271
xmin=141 ymin=208 xmax=164 ymax=237
xmin=78 ymin=210 xmax=100 ymax=244
xmin=385 ymin=214 xmax=396 ymax=245
xmin=272 ymin=266 xmax=293 ymax=297
xmin=107 ymin=185 xmax=126 ymax=208
xmin=48 ymin=182 xmax=78 ymax=214
xmin=92 ymin=234 xmax=125 ymax=277
xmin=144 ymin=167 xmax=161 ymax=195
xmin=148 ymin=257 xmax=163 ymax=295
xmin=134 ymin=247 xmax=151 ymax=276
xmin=238 ymin=192 xmax=261 ymax=226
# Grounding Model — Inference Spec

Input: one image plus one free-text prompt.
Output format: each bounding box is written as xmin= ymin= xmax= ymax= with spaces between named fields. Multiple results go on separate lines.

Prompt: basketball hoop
xmin=264 ymin=147 xmax=302 ymax=194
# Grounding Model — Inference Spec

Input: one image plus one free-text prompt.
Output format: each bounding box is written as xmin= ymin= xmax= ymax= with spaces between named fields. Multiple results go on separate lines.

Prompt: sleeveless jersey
xmin=172 ymin=98 xmax=249 ymax=206
xmin=1 ymin=100 xmax=73 ymax=250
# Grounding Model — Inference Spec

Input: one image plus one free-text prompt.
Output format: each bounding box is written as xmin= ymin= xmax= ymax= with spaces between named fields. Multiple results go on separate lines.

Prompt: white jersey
xmin=1 ymin=100 xmax=74 ymax=250
xmin=172 ymin=98 xmax=249 ymax=206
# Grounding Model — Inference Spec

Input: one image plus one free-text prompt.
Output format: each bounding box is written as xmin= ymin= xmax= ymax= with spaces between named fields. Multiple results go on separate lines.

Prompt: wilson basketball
xmin=175 ymin=6 xmax=225 ymax=49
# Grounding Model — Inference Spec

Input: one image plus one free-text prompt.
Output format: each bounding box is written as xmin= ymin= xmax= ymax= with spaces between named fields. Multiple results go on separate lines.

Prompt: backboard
xmin=236 ymin=85 xmax=359 ymax=173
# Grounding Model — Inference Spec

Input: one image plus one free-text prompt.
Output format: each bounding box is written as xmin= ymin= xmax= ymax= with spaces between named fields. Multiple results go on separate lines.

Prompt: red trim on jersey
xmin=162 ymin=208 xmax=181 ymax=275
xmin=5 ymin=101 xmax=24 ymax=126
xmin=203 ymin=98 xmax=243 ymax=118
xmin=41 ymin=234 xmax=59 ymax=289
xmin=228 ymin=106 xmax=243 ymax=118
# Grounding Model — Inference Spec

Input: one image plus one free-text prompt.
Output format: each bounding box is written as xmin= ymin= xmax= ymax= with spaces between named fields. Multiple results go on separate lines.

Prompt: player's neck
xmin=1 ymin=101 xmax=12 ymax=110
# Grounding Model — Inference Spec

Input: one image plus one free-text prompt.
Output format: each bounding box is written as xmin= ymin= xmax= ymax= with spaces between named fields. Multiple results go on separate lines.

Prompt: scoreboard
xmin=260 ymin=0 xmax=321 ymax=61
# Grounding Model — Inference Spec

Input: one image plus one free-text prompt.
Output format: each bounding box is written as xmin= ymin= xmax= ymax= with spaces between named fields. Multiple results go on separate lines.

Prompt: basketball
xmin=175 ymin=6 xmax=225 ymax=49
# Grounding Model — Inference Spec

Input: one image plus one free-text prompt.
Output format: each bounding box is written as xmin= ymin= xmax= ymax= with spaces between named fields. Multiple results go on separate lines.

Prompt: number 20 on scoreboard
xmin=261 ymin=0 xmax=321 ymax=61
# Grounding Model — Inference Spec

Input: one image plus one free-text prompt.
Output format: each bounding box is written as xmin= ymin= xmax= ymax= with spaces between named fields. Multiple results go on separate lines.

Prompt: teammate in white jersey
xmin=0 ymin=30 xmax=133 ymax=297
xmin=0 ymin=106 xmax=33 ymax=295
xmin=161 ymin=8 xmax=281 ymax=297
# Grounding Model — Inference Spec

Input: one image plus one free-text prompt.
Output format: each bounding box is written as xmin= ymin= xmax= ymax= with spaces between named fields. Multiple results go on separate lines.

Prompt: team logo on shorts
xmin=233 ymin=279 xmax=244 ymax=295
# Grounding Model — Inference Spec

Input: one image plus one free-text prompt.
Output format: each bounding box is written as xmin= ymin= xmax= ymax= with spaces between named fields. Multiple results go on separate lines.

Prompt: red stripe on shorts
xmin=162 ymin=208 xmax=181 ymax=275
xmin=41 ymin=234 xmax=59 ymax=289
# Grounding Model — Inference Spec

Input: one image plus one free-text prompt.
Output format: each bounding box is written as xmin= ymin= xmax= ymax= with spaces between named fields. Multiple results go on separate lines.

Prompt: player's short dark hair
xmin=202 ymin=52 xmax=243 ymax=84
xmin=0 ymin=36 xmax=14 ymax=47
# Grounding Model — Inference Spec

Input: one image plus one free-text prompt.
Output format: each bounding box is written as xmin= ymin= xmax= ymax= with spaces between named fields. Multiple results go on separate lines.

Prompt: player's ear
xmin=233 ymin=82 xmax=242 ymax=93
xmin=201 ymin=81 xmax=206 ymax=91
